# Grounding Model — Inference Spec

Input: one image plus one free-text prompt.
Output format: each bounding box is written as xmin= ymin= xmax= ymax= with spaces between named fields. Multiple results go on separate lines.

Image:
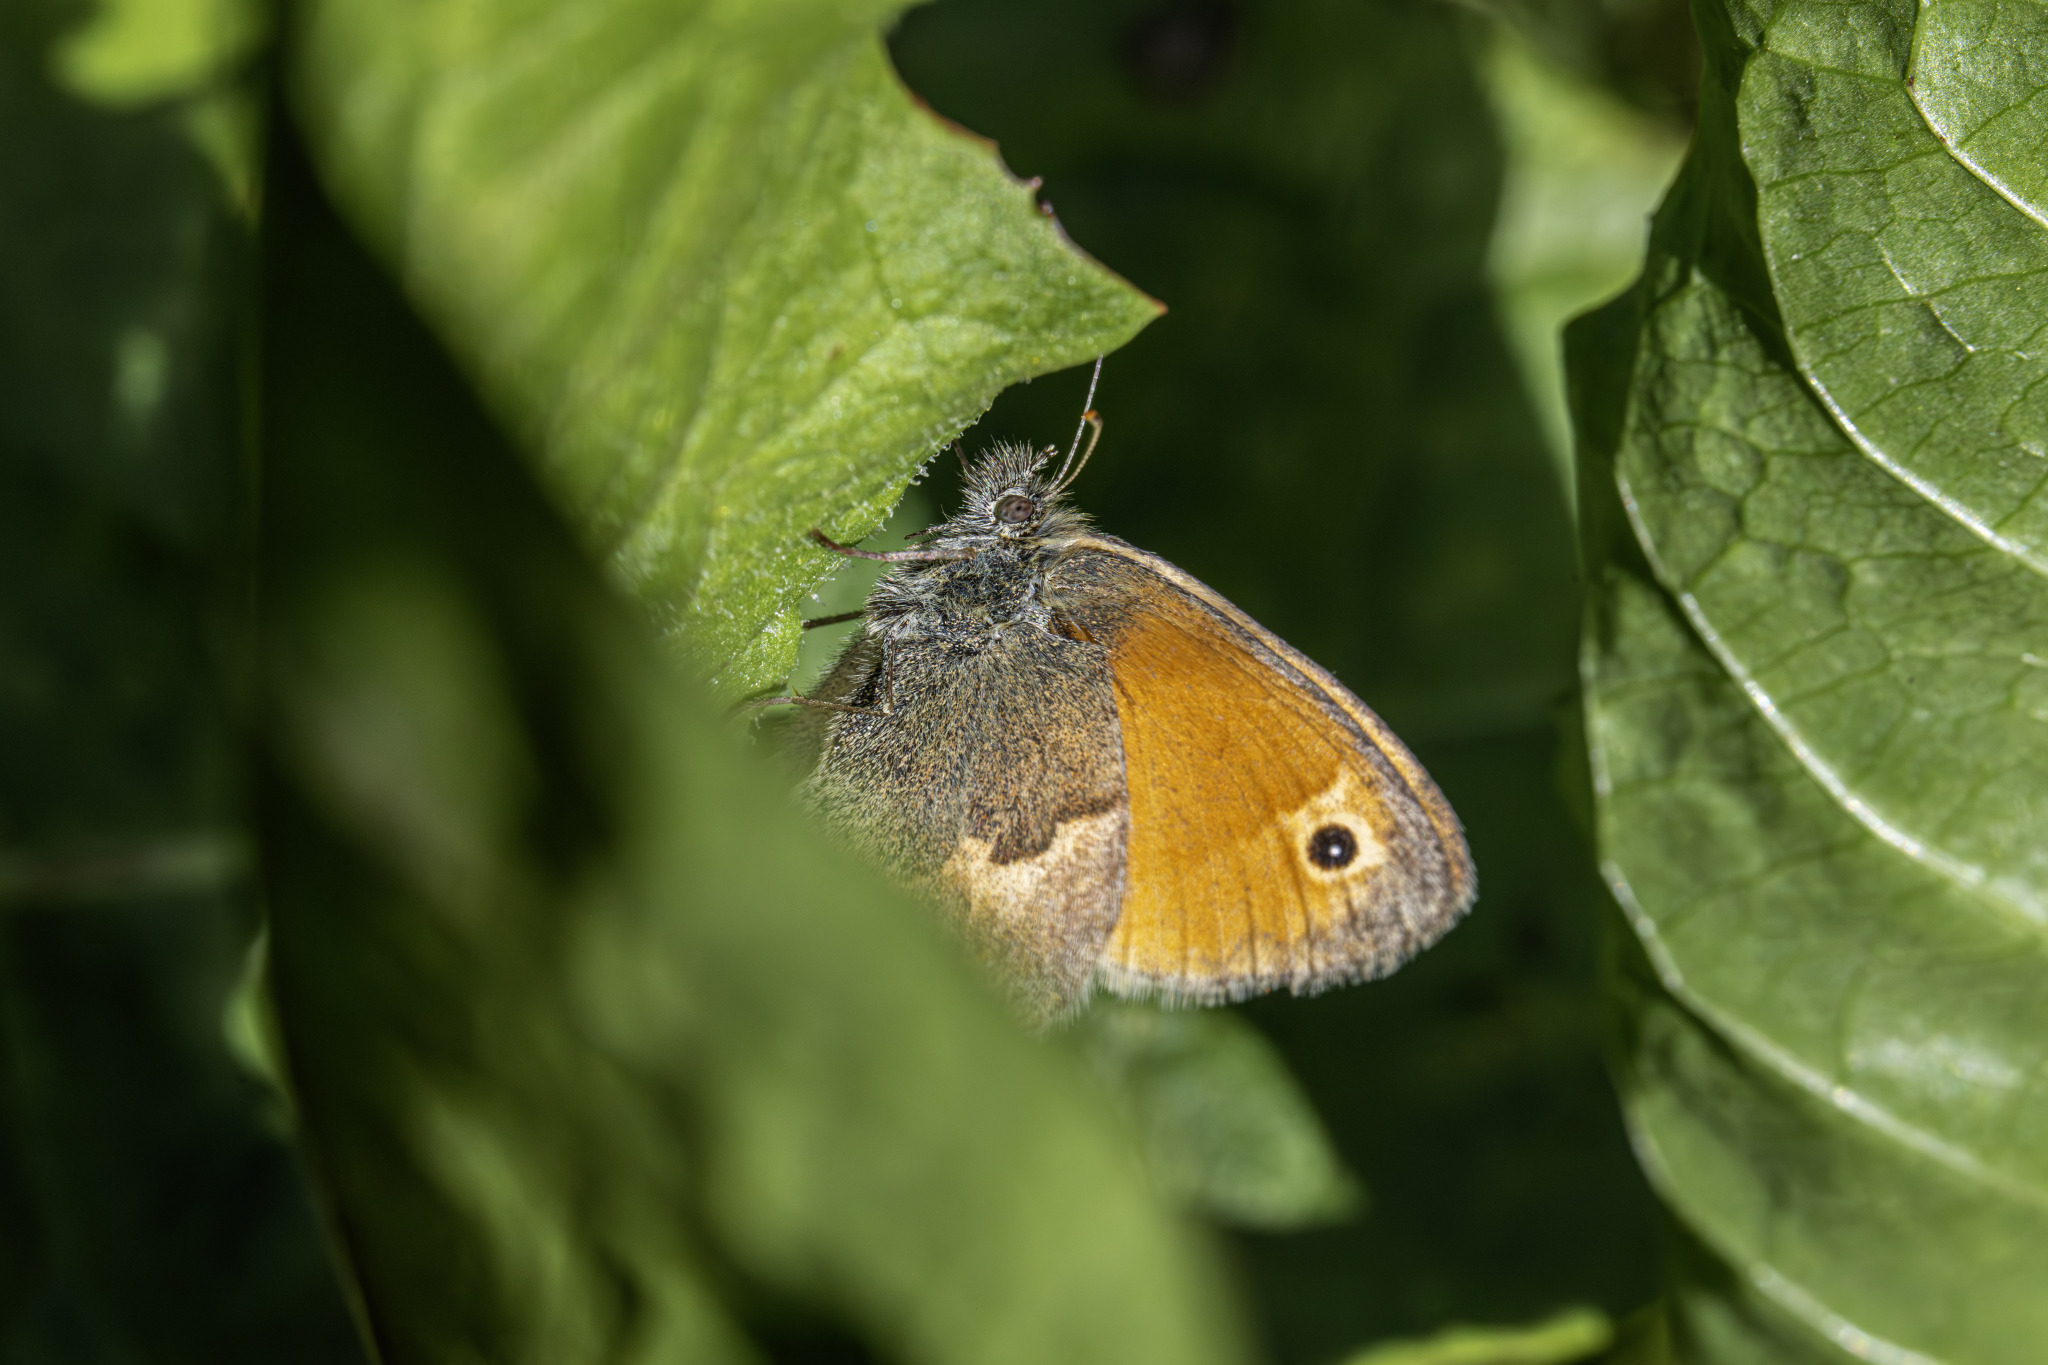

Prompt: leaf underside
xmin=1572 ymin=0 xmax=2048 ymax=1357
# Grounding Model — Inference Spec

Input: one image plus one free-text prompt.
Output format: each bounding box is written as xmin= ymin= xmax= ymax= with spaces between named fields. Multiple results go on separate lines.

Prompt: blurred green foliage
xmin=1480 ymin=27 xmax=1686 ymax=507
xmin=0 ymin=1 xmax=359 ymax=1357
xmin=1070 ymin=1001 xmax=1360 ymax=1231
xmin=257 ymin=142 xmax=1238 ymax=1365
xmin=14 ymin=0 xmax=2046 ymax=1360
xmin=1339 ymin=1307 xmax=1613 ymax=1365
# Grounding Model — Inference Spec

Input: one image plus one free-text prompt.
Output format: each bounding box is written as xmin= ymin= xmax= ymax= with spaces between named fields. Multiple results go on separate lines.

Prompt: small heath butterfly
xmin=769 ymin=364 xmax=1475 ymax=1022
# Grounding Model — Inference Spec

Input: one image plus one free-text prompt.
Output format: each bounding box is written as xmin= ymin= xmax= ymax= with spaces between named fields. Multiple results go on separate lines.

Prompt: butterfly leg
xmin=801 ymin=609 xmax=865 ymax=629
xmin=735 ymin=640 xmax=897 ymax=718
xmin=738 ymin=693 xmax=883 ymax=717
xmin=877 ymin=639 xmax=900 ymax=716
xmin=809 ymin=529 xmax=973 ymax=563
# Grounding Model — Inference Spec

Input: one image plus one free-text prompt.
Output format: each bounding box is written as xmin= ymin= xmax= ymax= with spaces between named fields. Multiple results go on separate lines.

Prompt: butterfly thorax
xmin=861 ymin=441 xmax=1093 ymax=652
xmin=867 ymin=537 xmax=1064 ymax=651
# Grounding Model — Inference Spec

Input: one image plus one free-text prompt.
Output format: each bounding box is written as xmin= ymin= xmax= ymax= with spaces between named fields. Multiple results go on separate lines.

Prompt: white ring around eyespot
xmin=1281 ymin=770 xmax=1387 ymax=884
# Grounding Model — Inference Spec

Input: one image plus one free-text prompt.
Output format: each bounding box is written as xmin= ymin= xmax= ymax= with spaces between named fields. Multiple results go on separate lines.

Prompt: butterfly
xmin=766 ymin=365 xmax=1474 ymax=1022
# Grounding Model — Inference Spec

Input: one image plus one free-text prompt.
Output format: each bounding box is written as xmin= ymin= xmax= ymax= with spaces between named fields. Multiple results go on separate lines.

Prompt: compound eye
xmin=995 ymin=493 xmax=1037 ymax=525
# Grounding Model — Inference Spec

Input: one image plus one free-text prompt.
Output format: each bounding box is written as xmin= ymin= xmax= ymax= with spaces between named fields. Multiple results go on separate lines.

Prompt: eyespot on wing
xmin=1048 ymin=538 xmax=1475 ymax=1004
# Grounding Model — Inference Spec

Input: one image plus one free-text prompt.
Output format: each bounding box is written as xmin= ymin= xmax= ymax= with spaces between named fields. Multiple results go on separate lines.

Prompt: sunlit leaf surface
xmin=1911 ymin=0 xmax=2048 ymax=228
xmin=1743 ymin=0 xmax=2048 ymax=573
xmin=288 ymin=0 xmax=1158 ymax=694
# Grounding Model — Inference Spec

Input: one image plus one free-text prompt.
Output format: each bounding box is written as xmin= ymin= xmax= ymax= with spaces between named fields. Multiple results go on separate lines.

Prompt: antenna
xmin=1050 ymin=356 xmax=1105 ymax=492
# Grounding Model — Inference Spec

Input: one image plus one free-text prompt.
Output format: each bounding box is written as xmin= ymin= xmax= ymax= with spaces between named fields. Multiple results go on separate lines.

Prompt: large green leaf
xmin=0 ymin=7 xmax=361 ymax=1358
xmin=286 ymin=0 xmax=1159 ymax=694
xmin=257 ymin=136 xmax=1241 ymax=1365
xmin=1571 ymin=0 xmax=2048 ymax=1355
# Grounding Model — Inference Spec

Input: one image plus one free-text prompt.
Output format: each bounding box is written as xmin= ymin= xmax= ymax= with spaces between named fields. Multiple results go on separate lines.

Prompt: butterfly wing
xmin=802 ymin=628 xmax=1130 ymax=1022
xmin=1049 ymin=537 xmax=1475 ymax=1003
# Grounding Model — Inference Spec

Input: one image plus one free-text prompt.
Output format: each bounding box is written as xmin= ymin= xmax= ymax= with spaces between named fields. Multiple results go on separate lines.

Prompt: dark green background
xmin=0 ymin=6 xmax=362 ymax=1357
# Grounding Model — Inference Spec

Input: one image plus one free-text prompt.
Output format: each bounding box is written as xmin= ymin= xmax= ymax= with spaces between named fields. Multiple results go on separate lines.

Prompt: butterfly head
xmin=932 ymin=360 xmax=1104 ymax=550
xmin=948 ymin=441 xmax=1090 ymax=545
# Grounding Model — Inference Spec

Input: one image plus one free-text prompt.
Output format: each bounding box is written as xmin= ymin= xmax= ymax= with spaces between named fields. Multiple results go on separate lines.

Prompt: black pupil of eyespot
xmin=997 ymin=495 xmax=1035 ymax=524
xmin=1307 ymin=825 xmax=1357 ymax=870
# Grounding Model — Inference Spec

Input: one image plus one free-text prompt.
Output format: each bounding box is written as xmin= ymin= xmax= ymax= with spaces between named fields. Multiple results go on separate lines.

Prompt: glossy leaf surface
xmin=1743 ymin=0 xmax=2048 ymax=574
xmin=1910 ymin=0 xmax=2048 ymax=227
xmin=1571 ymin=0 xmax=2048 ymax=1354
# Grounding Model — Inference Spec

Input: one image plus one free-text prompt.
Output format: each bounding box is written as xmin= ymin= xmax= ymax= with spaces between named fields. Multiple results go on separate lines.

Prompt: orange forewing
xmin=1053 ymin=541 xmax=1473 ymax=1002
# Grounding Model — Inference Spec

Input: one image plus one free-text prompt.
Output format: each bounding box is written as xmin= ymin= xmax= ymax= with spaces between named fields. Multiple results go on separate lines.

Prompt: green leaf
xmin=1070 ymin=1001 xmax=1360 ymax=1231
xmin=1338 ymin=1306 xmax=1612 ymax=1365
xmin=50 ymin=0 xmax=267 ymax=108
xmin=1571 ymin=0 xmax=2048 ymax=1352
xmin=0 ymin=12 xmax=361 ymax=1358
xmin=1740 ymin=0 xmax=2048 ymax=574
xmin=286 ymin=0 xmax=1159 ymax=695
xmin=257 ymin=138 xmax=1242 ymax=1365
xmin=1910 ymin=0 xmax=2048 ymax=227
xmin=1592 ymin=573 xmax=2048 ymax=1359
